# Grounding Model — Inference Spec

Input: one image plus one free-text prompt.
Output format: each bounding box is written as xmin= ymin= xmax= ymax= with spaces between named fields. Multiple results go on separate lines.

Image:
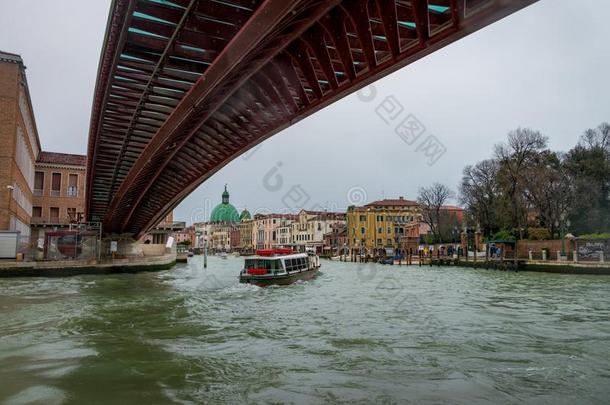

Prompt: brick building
xmin=30 ymin=152 xmax=87 ymax=242
xmin=0 ymin=51 xmax=41 ymax=244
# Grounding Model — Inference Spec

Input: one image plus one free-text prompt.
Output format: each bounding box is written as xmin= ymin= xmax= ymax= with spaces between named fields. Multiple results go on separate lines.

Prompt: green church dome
xmin=240 ymin=209 xmax=251 ymax=221
xmin=210 ymin=185 xmax=240 ymax=223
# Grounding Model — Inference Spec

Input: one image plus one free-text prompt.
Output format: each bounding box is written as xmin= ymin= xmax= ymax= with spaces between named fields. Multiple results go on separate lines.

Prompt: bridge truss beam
xmin=87 ymin=0 xmax=539 ymax=237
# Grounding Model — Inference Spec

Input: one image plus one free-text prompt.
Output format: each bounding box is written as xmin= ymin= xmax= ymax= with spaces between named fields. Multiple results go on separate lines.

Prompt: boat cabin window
xmin=284 ymin=257 xmax=308 ymax=272
xmin=245 ymin=259 xmax=282 ymax=270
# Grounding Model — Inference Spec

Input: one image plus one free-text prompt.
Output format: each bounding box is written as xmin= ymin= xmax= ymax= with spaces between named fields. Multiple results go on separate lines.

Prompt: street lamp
xmin=556 ymin=213 xmax=571 ymax=257
xmin=6 ymin=185 xmax=14 ymax=215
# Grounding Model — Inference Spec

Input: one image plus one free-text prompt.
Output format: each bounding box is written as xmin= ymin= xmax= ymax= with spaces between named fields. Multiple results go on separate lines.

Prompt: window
xmin=50 ymin=207 xmax=60 ymax=222
xmin=68 ymin=174 xmax=78 ymax=197
xmin=51 ymin=173 xmax=61 ymax=197
xmin=361 ymin=227 xmax=365 ymax=234
xmin=15 ymin=127 xmax=34 ymax=190
xmin=387 ymin=228 xmax=391 ymax=234
xmin=32 ymin=206 xmax=42 ymax=218
xmin=387 ymin=239 xmax=392 ymax=245
xmin=34 ymin=172 xmax=44 ymax=196
xmin=67 ymin=208 xmax=77 ymax=222
xmin=378 ymin=227 xmax=382 ymax=233
xmin=377 ymin=238 xmax=382 ymax=245
xmin=359 ymin=215 xmax=366 ymax=221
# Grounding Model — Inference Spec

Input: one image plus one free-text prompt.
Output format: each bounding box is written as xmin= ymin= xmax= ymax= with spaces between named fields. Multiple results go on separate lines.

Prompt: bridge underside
xmin=87 ymin=0 xmax=538 ymax=237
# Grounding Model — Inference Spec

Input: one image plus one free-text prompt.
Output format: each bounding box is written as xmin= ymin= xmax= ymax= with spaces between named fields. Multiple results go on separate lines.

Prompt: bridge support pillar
xmin=101 ymin=236 xmax=174 ymax=259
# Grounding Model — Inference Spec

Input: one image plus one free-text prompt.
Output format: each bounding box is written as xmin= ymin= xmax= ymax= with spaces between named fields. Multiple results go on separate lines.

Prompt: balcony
xmin=33 ymin=189 xmax=43 ymax=197
xmin=67 ymin=187 xmax=78 ymax=198
xmin=30 ymin=217 xmax=44 ymax=224
xmin=30 ymin=217 xmax=62 ymax=225
xmin=50 ymin=190 xmax=61 ymax=197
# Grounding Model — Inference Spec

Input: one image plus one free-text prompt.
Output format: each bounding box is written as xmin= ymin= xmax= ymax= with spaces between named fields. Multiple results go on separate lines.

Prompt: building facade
xmin=291 ymin=210 xmax=346 ymax=253
xmin=0 ymin=51 xmax=41 ymax=244
xmin=347 ymin=197 xmax=422 ymax=256
xmin=174 ymin=226 xmax=196 ymax=247
xmin=277 ymin=221 xmax=293 ymax=246
xmin=193 ymin=222 xmax=211 ymax=249
xmin=30 ymin=152 xmax=87 ymax=243
xmin=211 ymin=223 xmax=232 ymax=252
xmin=324 ymin=223 xmax=348 ymax=256
xmin=252 ymin=214 xmax=295 ymax=250
xmin=238 ymin=219 xmax=253 ymax=254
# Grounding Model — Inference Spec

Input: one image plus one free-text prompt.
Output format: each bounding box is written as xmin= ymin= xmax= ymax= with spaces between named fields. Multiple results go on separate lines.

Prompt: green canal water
xmin=1 ymin=257 xmax=610 ymax=404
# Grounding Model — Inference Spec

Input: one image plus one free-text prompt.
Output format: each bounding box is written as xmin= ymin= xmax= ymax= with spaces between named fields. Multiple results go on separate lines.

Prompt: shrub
xmin=491 ymin=230 xmax=516 ymax=241
xmin=577 ymin=233 xmax=610 ymax=240
xmin=528 ymin=227 xmax=551 ymax=240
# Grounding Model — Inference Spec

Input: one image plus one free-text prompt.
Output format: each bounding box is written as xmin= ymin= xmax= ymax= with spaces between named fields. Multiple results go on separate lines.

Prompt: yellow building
xmin=346 ymin=197 xmax=422 ymax=257
xmin=238 ymin=218 xmax=254 ymax=254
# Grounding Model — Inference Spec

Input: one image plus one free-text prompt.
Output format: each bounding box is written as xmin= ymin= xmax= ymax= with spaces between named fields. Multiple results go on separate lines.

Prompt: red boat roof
xmin=255 ymin=248 xmax=295 ymax=257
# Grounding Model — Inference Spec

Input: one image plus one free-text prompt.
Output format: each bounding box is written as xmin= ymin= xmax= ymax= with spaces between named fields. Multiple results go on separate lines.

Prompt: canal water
xmin=1 ymin=257 xmax=610 ymax=404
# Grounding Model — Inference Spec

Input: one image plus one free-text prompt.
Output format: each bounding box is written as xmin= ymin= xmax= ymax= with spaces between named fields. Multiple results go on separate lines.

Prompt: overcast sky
xmin=1 ymin=0 xmax=608 ymax=224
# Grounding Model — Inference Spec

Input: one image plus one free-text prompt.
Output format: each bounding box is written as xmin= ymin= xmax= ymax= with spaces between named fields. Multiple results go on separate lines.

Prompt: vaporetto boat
xmin=239 ymin=248 xmax=320 ymax=286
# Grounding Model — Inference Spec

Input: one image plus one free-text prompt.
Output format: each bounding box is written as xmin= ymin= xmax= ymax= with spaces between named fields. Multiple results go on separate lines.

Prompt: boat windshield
xmin=245 ymin=259 xmax=283 ymax=271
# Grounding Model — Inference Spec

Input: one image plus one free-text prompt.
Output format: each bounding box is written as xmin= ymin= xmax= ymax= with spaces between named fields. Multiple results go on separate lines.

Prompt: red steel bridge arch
xmin=86 ymin=0 xmax=538 ymax=237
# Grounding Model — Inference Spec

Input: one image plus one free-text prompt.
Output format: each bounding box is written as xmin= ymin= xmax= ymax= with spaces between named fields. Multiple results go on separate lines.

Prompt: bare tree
xmin=459 ymin=159 xmax=500 ymax=237
xmin=580 ymin=122 xmax=610 ymax=153
xmin=418 ymin=183 xmax=455 ymax=243
xmin=494 ymin=128 xmax=548 ymax=238
xmin=522 ymin=151 xmax=573 ymax=237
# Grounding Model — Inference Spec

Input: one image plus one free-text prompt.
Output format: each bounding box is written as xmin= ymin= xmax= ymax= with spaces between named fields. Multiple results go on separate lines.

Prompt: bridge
xmin=87 ymin=0 xmax=538 ymax=237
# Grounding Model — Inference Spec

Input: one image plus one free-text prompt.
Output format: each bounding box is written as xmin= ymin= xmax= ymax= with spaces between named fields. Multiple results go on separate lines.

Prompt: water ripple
xmin=1 ymin=257 xmax=610 ymax=403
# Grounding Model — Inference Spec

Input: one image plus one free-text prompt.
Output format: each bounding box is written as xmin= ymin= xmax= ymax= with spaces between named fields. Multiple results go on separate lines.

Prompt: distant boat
xmin=218 ymin=252 xmax=228 ymax=259
xmin=239 ymin=248 xmax=320 ymax=287
xmin=232 ymin=252 xmax=240 ymax=257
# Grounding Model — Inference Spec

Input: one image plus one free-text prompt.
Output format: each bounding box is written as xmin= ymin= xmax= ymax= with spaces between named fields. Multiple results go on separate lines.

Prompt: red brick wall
xmin=0 ymin=62 xmax=22 ymax=229
xmin=516 ymin=239 xmax=575 ymax=259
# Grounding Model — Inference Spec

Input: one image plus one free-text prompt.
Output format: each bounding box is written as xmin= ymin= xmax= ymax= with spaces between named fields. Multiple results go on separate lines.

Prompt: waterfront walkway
xmin=0 ymin=253 xmax=176 ymax=277
xmin=335 ymin=255 xmax=610 ymax=275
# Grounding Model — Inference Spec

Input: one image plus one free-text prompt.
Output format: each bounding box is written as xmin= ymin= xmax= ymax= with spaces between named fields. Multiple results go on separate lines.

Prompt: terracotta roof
xmin=364 ymin=197 xmax=418 ymax=207
xmin=440 ymin=205 xmax=464 ymax=211
xmin=37 ymin=151 xmax=87 ymax=167
xmin=304 ymin=210 xmax=346 ymax=219
xmin=253 ymin=213 xmax=297 ymax=220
